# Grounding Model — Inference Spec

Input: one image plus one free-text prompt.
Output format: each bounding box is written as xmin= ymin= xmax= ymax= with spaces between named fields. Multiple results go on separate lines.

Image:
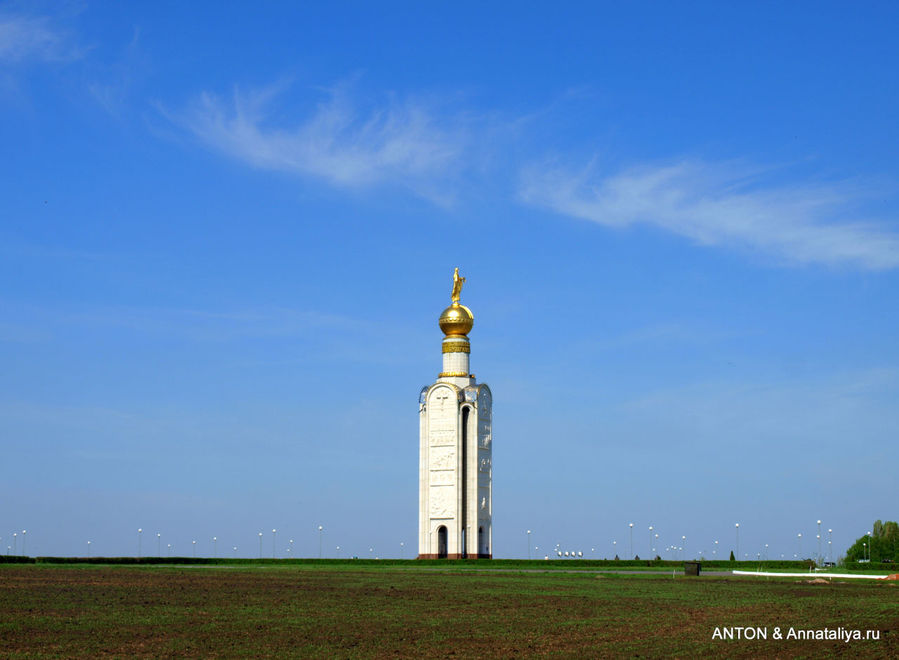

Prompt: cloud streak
xmin=169 ymin=83 xmax=466 ymax=203
xmin=169 ymin=80 xmax=899 ymax=270
xmin=520 ymin=159 xmax=899 ymax=269
xmin=0 ymin=12 xmax=75 ymax=63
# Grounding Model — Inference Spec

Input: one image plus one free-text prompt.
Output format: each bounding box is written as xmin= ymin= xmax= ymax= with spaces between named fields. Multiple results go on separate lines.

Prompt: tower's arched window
xmin=437 ymin=526 xmax=448 ymax=559
xmin=461 ymin=405 xmax=470 ymax=558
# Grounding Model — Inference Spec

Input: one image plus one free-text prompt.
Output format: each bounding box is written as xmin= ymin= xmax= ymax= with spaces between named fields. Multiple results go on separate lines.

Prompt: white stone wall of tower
xmin=437 ymin=375 xmax=475 ymax=388
xmin=442 ymin=350 xmax=469 ymax=375
xmin=419 ymin=377 xmax=493 ymax=559
xmin=418 ymin=403 xmax=429 ymax=555
xmin=421 ymin=384 xmax=461 ymax=557
xmin=476 ymin=385 xmax=493 ymax=556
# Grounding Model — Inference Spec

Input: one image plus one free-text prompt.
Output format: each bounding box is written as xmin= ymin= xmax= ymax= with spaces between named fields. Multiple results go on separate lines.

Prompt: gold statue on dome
xmin=451 ymin=267 xmax=465 ymax=302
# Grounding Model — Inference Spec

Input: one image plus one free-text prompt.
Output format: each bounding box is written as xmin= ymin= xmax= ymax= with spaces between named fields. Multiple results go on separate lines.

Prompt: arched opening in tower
xmin=437 ymin=526 xmax=448 ymax=559
xmin=461 ymin=405 xmax=470 ymax=558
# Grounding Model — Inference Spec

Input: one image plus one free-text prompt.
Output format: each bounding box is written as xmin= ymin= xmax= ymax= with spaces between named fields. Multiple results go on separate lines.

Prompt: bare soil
xmin=1 ymin=565 xmax=896 ymax=658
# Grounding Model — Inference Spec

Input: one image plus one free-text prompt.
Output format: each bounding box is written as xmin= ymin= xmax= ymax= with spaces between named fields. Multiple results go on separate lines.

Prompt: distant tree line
xmin=844 ymin=520 xmax=899 ymax=562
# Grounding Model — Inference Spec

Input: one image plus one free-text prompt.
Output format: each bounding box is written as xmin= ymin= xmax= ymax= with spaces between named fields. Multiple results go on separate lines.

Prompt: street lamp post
xmin=527 ymin=530 xmax=531 ymax=560
xmin=13 ymin=532 xmax=16 ymax=555
xmin=682 ymin=535 xmax=686 ymax=560
xmin=87 ymin=541 xmax=91 ymax=557
xmin=192 ymin=540 xmax=197 ymax=558
xmin=648 ymin=526 xmax=653 ymax=557
xmin=400 ymin=541 xmax=405 ymax=559
xmin=797 ymin=533 xmax=802 ymax=559
xmin=817 ymin=520 xmax=822 ymax=564
xmin=828 ymin=528 xmax=833 ymax=563
xmin=289 ymin=539 xmax=294 ymax=558
xmin=629 ymin=523 xmax=634 ymax=559
xmin=318 ymin=526 xmax=324 ymax=559
xmin=714 ymin=540 xmax=718 ymax=558
xmin=735 ymin=523 xmax=740 ymax=560
xmin=213 ymin=537 xmax=217 ymax=558
xmin=258 ymin=532 xmax=263 ymax=559
xmin=272 ymin=529 xmax=277 ymax=559
xmin=157 ymin=533 xmax=161 ymax=557
xmin=138 ymin=528 xmax=142 ymax=558
xmin=22 ymin=530 xmax=26 ymax=556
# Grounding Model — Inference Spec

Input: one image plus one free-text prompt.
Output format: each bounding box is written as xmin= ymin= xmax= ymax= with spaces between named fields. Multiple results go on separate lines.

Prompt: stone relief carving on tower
xmin=430 ymin=488 xmax=454 ymax=518
xmin=429 ymin=446 xmax=455 ymax=469
xmin=429 ymin=469 xmax=455 ymax=486
xmin=477 ymin=386 xmax=491 ymax=416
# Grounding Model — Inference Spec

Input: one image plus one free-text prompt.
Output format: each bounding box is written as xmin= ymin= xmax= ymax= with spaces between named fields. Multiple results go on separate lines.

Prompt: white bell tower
xmin=418 ymin=268 xmax=492 ymax=559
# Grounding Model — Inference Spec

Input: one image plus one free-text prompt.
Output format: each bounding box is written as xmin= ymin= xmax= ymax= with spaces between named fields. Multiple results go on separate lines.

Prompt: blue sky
xmin=1 ymin=1 xmax=897 ymax=561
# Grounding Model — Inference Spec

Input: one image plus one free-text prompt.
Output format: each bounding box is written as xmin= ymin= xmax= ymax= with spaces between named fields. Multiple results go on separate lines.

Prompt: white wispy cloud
xmin=167 ymin=80 xmax=899 ymax=269
xmin=520 ymin=159 xmax=899 ymax=269
xmin=168 ymin=82 xmax=467 ymax=203
xmin=0 ymin=12 xmax=75 ymax=63
xmin=87 ymin=26 xmax=143 ymax=117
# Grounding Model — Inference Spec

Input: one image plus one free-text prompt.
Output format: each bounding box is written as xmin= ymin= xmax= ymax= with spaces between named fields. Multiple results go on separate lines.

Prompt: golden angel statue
xmin=451 ymin=267 xmax=465 ymax=302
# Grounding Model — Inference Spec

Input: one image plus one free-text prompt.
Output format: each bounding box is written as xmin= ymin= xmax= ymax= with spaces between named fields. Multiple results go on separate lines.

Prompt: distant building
xmin=418 ymin=269 xmax=492 ymax=559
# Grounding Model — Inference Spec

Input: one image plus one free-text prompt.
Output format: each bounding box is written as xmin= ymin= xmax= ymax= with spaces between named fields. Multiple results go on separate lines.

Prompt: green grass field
xmin=2 ymin=562 xmax=897 ymax=658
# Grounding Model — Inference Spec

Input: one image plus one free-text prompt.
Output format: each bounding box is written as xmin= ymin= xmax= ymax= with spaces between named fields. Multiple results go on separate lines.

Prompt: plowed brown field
xmin=1 ymin=565 xmax=896 ymax=658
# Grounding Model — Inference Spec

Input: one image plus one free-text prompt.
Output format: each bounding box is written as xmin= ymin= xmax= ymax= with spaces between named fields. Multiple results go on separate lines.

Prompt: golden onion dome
xmin=438 ymin=302 xmax=474 ymax=337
